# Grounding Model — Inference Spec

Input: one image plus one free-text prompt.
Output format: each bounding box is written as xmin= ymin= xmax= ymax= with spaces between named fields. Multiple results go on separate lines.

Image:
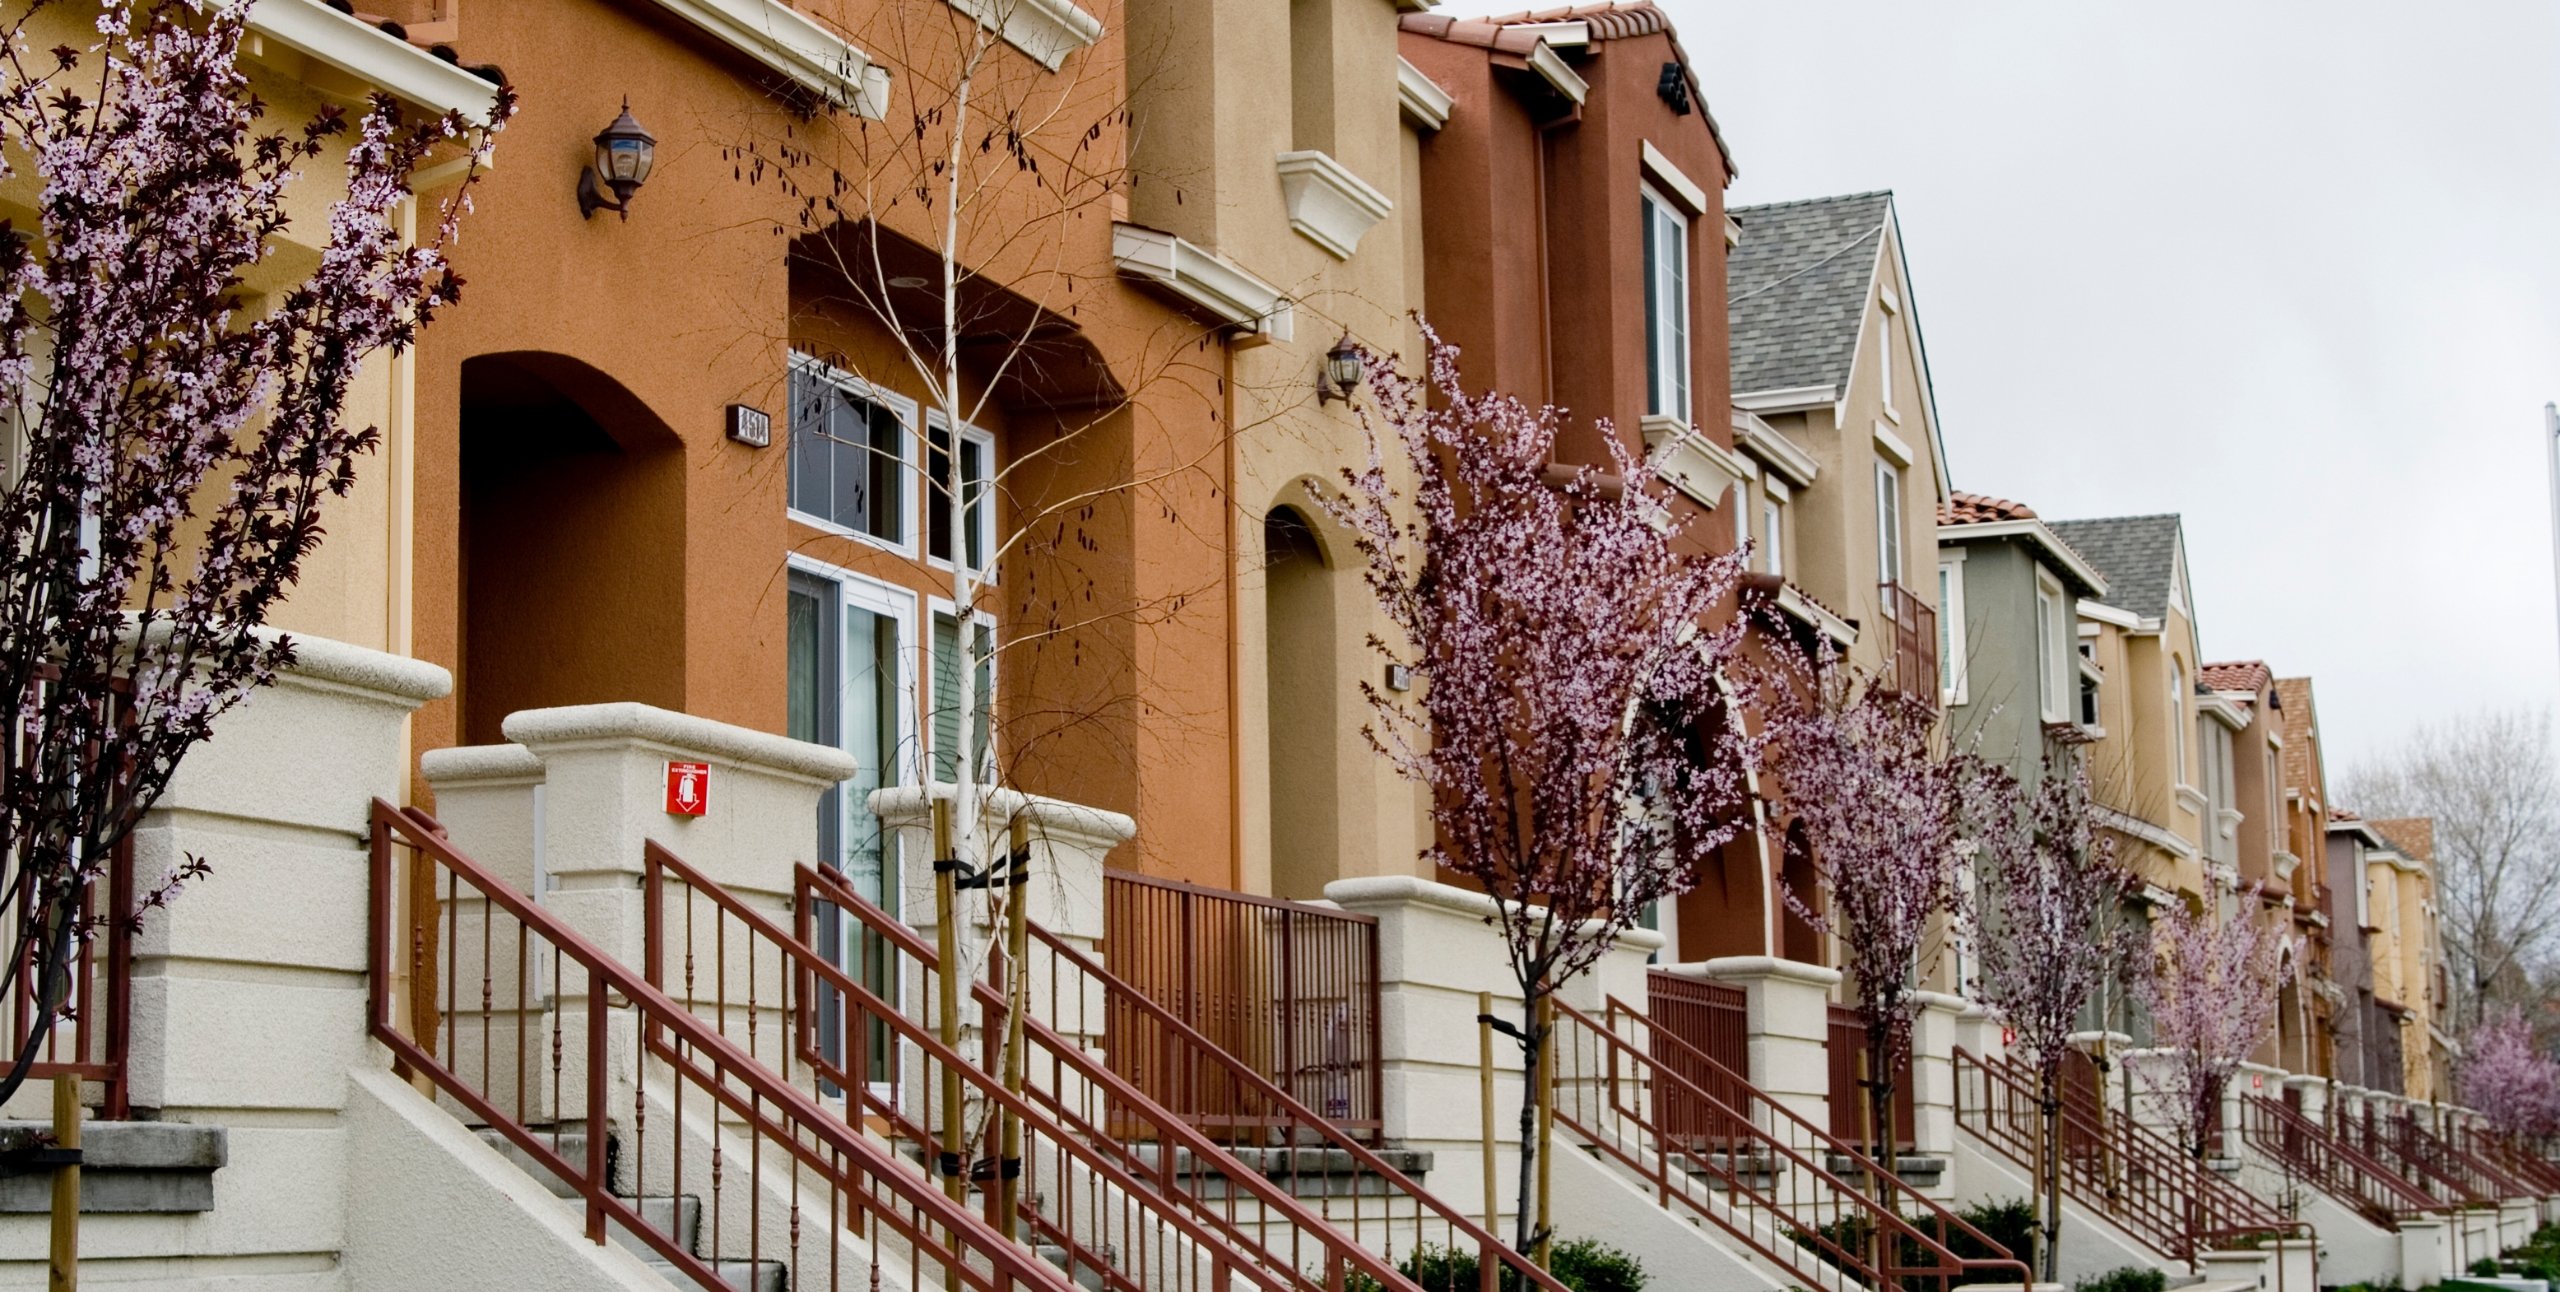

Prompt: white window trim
xmin=786 ymin=551 xmax=925 ymax=792
xmin=2036 ymin=570 xmax=2070 ymax=724
xmin=1638 ymin=141 xmax=1708 ymax=215
xmin=1877 ymin=308 xmax=1897 ymax=424
xmin=1640 ymin=183 xmax=1692 ymax=425
xmin=1874 ymin=459 xmax=1903 ymax=590
xmin=788 ymin=352 xmax=922 ymax=559
xmin=927 ymin=595 xmax=1002 ymax=783
xmin=1938 ymin=554 xmax=1968 ymax=707
xmin=923 ymin=412 xmax=999 ymax=582
xmin=1762 ymin=497 xmax=1784 ymax=577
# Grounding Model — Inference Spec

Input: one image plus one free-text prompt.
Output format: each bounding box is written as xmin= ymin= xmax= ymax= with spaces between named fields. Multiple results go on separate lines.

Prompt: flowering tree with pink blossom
xmin=2134 ymin=890 xmax=2296 ymax=1165
xmin=1745 ymin=643 xmax=1971 ymax=1179
xmin=1326 ymin=326 xmax=1752 ymax=1258
xmin=0 ymin=0 xmax=508 ymax=1105
xmin=1966 ymin=761 xmax=2142 ymax=1280
xmin=2462 ymin=1007 xmax=2559 ymax=1141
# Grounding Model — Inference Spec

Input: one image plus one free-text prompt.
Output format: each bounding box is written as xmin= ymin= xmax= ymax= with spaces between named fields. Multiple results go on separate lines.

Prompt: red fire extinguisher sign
xmin=665 ymin=761 xmax=710 ymax=816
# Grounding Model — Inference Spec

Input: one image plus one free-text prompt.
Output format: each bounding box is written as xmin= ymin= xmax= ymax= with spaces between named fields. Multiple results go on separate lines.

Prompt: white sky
xmin=1442 ymin=0 xmax=2560 ymax=772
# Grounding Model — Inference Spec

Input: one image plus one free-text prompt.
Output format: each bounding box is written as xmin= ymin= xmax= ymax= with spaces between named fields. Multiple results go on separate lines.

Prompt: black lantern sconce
xmin=1315 ymin=332 xmax=1365 ymax=405
xmin=578 ymin=100 xmax=657 ymax=221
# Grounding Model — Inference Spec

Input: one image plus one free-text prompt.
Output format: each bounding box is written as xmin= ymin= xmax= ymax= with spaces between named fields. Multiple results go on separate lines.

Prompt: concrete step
xmin=473 ymin=1125 xmax=591 ymax=1199
xmin=1129 ymin=1143 xmax=1434 ymax=1199
xmin=1038 ymin=1242 xmax=1115 ymax=1291
xmin=473 ymin=1126 xmax=781 ymax=1289
xmin=1823 ymin=1152 xmax=1948 ymax=1189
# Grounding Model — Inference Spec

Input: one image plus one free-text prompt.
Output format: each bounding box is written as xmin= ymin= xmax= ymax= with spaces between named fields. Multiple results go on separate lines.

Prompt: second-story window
xmin=1641 ymin=186 xmax=1690 ymax=422
xmin=1878 ymin=313 xmax=1894 ymax=411
xmin=2170 ymin=660 xmax=2188 ymax=786
xmin=790 ymin=355 xmax=913 ymax=549
xmin=1762 ymin=497 xmax=1784 ymax=575
xmin=926 ymin=417 xmax=995 ymax=575
xmin=1873 ymin=459 xmax=1902 ymax=590
xmin=2035 ymin=573 xmax=2069 ymax=723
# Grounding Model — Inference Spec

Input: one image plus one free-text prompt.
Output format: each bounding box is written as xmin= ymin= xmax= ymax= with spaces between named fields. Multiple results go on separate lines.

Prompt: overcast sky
xmin=1445 ymin=1 xmax=2560 ymax=774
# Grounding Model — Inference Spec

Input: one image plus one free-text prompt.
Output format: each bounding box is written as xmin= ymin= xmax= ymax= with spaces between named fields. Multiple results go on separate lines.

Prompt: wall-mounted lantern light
xmin=578 ymin=100 xmax=657 ymax=221
xmin=1315 ymin=332 xmax=1365 ymax=405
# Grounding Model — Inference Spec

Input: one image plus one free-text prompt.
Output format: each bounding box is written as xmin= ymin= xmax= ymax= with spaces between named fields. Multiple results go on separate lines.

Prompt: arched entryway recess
xmin=457 ymin=352 xmax=686 ymax=745
xmin=1262 ymin=502 xmax=1342 ymax=902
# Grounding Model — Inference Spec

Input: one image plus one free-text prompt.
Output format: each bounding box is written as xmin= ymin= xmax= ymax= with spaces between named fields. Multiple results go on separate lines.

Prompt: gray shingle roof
xmin=1727 ymin=192 xmax=1892 ymax=397
xmin=2044 ymin=515 xmax=2184 ymax=621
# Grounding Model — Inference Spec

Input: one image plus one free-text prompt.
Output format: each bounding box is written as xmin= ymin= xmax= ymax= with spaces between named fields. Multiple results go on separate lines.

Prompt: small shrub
xmin=2470 ymin=1258 xmax=2501 ymax=1277
xmin=1549 ymin=1239 xmax=1647 ymax=1292
xmin=1347 ymin=1239 xmax=1647 ymax=1292
xmin=2073 ymin=1265 xmax=2167 ymax=1292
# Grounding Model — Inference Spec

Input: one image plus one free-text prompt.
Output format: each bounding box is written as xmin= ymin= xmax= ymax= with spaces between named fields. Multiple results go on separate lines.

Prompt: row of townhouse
xmin=0 ymin=0 xmax=2538 ymax=1289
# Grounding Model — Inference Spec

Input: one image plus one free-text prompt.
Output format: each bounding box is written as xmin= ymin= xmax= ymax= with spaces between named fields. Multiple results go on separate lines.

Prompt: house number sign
xmin=726 ymin=403 xmax=772 ymax=448
xmin=665 ymin=761 xmax=710 ymax=816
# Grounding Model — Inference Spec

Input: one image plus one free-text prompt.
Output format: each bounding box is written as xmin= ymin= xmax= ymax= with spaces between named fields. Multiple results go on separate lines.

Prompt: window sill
xmin=789 ymin=508 xmax=918 ymax=562
xmin=2174 ymin=785 xmax=2209 ymax=815
xmin=1274 ymin=150 xmax=1394 ymax=260
xmin=1637 ymin=415 xmax=1746 ymax=510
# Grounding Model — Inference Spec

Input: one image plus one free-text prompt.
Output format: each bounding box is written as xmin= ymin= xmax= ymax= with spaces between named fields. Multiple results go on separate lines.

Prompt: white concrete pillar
xmin=2397 ymin=1216 xmax=2449 ymax=1289
xmin=1693 ymin=955 xmax=1839 ymax=1129
xmin=2267 ymin=1237 xmax=2316 ymax=1292
xmin=2196 ymin=1248 xmax=2270 ymax=1289
xmin=1910 ymin=991 xmax=1965 ymax=1187
xmin=2281 ymin=1074 xmax=2326 ymax=1126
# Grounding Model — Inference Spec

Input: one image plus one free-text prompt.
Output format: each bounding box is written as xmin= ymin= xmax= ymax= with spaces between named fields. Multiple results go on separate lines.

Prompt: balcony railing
xmin=1878 ymin=581 xmax=1938 ymax=706
xmin=1101 ymin=871 xmax=1383 ymax=1141
xmin=1829 ymin=1002 xmax=1918 ymax=1151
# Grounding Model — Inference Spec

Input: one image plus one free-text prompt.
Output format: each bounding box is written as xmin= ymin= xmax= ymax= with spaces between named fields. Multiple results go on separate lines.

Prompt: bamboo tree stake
xmin=1479 ymin=991 xmax=1498 ymax=1235
xmin=47 ymin=1073 xmax=77 ymax=1292
xmin=933 ymin=799 xmax=965 ymax=1204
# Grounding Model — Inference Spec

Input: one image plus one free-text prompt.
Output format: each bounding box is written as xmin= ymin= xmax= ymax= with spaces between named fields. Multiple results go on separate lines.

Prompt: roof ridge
xmin=1731 ymin=189 xmax=1895 ymax=213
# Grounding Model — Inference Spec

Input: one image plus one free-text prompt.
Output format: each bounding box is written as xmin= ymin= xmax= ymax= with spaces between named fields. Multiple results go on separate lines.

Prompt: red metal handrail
xmin=1953 ymin=1048 xmax=2293 ymax=1263
xmin=1567 ymin=996 xmax=2031 ymax=1292
xmin=1644 ymin=971 xmax=1748 ymax=1133
xmin=650 ymin=844 xmax=1417 ymax=1292
xmin=798 ymin=854 xmax=1556 ymax=1289
xmin=10 ymin=833 xmax=131 ymax=1119
xmin=367 ymin=802 xmax=1075 ymax=1292
xmin=2237 ymin=1093 xmax=2445 ymax=1230
xmin=1828 ymin=1002 xmax=1917 ymax=1151
xmin=2462 ymin=1127 xmax=2560 ymax=1195
xmin=1102 ymin=870 xmax=1383 ymax=1141
xmin=2340 ymin=1108 xmax=2523 ymax=1205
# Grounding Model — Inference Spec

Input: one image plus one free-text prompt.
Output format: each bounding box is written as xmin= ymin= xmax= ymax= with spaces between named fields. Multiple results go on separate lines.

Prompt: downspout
xmin=1225 ymin=337 xmax=1243 ymax=891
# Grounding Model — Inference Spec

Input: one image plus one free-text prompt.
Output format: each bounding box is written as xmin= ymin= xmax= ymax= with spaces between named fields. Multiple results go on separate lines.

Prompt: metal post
xmin=998 ymin=819 xmax=1029 ymax=1236
xmin=1478 ymin=991 xmax=1498 ymax=1235
xmin=46 ymin=1073 xmax=77 ymax=1292
xmin=933 ymin=798 xmax=966 ymax=1203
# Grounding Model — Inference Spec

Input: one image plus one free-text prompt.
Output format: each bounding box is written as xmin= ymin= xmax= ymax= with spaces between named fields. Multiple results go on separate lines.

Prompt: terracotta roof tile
xmin=2372 ymin=817 xmax=2436 ymax=864
xmin=2200 ymin=660 xmax=2273 ymax=697
xmin=1939 ymin=491 xmax=2038 ymax=525
xmin=2328 ymin=806 xmax=2361 ymax=823
xmin=1410 ymin=1 xmax=1733 ymax=174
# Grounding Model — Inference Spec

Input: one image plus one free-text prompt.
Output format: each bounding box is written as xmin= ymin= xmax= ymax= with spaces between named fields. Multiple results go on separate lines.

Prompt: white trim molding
xmin=1734 ymin=385 xmax=1838 ymax=415
xmin=2097 ymin=806 xmax=2202 ymax=862
xmin=1274 ymin=151 xmax=1393 ymax=260
xmin=642 ymin=0 xmax=890 ymax=117
xmin=1525 ymin=41 xmax=1587 ymax=106
xmin=1872 ymin=420 xmax=1914 ymax=467
xmin=1112 ymin=223 xmax=1292 ymax=342
xmin=1638 ymin=141 xmax=1708 ymax=215
xmin=1773 ymin=584 xmax=1857 ymax=650
xmin=245 ymin=0 xmax=504 ymax=123
xmin=1638 ymin=416 xmax=1746 ymax=510
xmin=2075 ymin=597 xmax=2142 ymax=631
xmin=1398 ymin=58 xmax=1453 ymax=131
xmin=1933 ymin=517 xmax=2110 ymax=596
xmin=944 ymin=0 xmax=1102 ymax=72
xmin=1731 ymin=408 xmax=1818 ymax=487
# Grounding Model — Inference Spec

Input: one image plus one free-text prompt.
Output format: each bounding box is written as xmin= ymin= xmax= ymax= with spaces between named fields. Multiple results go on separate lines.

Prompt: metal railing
xmin=799 ymin=861 xmax=1559 ymax=1292
xmin=2237 ymin=1093 xmax=2443 ymax=1230
xmin=1827 ymin=1003 xmax=1917 ymax=1151
xmin=2340 ymin=1108 xmax=2526 ymax=1204
xmin=1645 ymin=972 xmax=1749 ymax=1137
xmin=1102 ymin=871 xmax=1383 ymax=1142
xmin=1953 ymin=1048 xmax=2294 ymax=1263
xmin=646 ymin=845 xmax=1420 ymax=1292
xmin=9 ymin=833 xmax=131 ymax=1119
xmin=368 ymin=802 xmax=1075 ymax=1292
xmin=2461 ymin=1127 xmax=2560 ymax=1195
xmin=1554 ymin=995 xmax=2031 ymax=1292
xmin=1877 ymin=581 xmax=1938 ymax=707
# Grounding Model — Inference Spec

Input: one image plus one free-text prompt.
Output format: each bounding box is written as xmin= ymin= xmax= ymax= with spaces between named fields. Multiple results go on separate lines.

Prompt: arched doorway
xmin=458 ymin=353 xmax=686 ymax=744
xmin=1264 ymin=506 xmax=1340 ymax=901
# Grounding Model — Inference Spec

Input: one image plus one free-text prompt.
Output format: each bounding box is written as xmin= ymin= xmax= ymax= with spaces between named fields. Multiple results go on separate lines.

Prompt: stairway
xmin=477 ymin=1127 xmax=785 ymax=1292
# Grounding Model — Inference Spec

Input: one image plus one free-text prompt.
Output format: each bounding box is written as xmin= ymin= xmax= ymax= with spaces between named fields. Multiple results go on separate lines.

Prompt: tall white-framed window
xmin=925 ymin=414 xmax=997 ymax=576
xmin=1937 ymin=554 xmax=1967 ymax=707
xmin=2169 ymin=660 xmax=2188 ymax=787
xmin=786 ymin=555 xmax=919 ymax=1091
xmin=1877 ymin=313 xmax=1894 ymax=412
xmin=1641 ymin=185 xmax=1691 ymax=422
xmin=1762 ymin=498 xmax=1784 ymax=576
xmin=1874 ymin=460 xmax=1903 ymax=589
xmin=1731 ymin=481 xmax=1750 ymax=552
xmin=929 ymin=601 xmax=998 ymax=784
xmin=2035 ymin=571 xmax=2070 ymax=723
xmin=789 ymin=353 xmax=918 ymax=554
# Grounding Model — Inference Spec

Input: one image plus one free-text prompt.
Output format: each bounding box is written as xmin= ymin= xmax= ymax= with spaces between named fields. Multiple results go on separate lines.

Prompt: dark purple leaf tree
xmin=0 ymin=0 xmax=508 ymax=1104
xmin=1966 ymin=761 xmax=2142 ymax=1280
xmin=1325 ymin=326 xmax=1751 ymax=1257
xmin=2133 ymin=889 xmax=2295 ymax=1165
xmin=1746 ymin=642 xmax=1970 ymax=1179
